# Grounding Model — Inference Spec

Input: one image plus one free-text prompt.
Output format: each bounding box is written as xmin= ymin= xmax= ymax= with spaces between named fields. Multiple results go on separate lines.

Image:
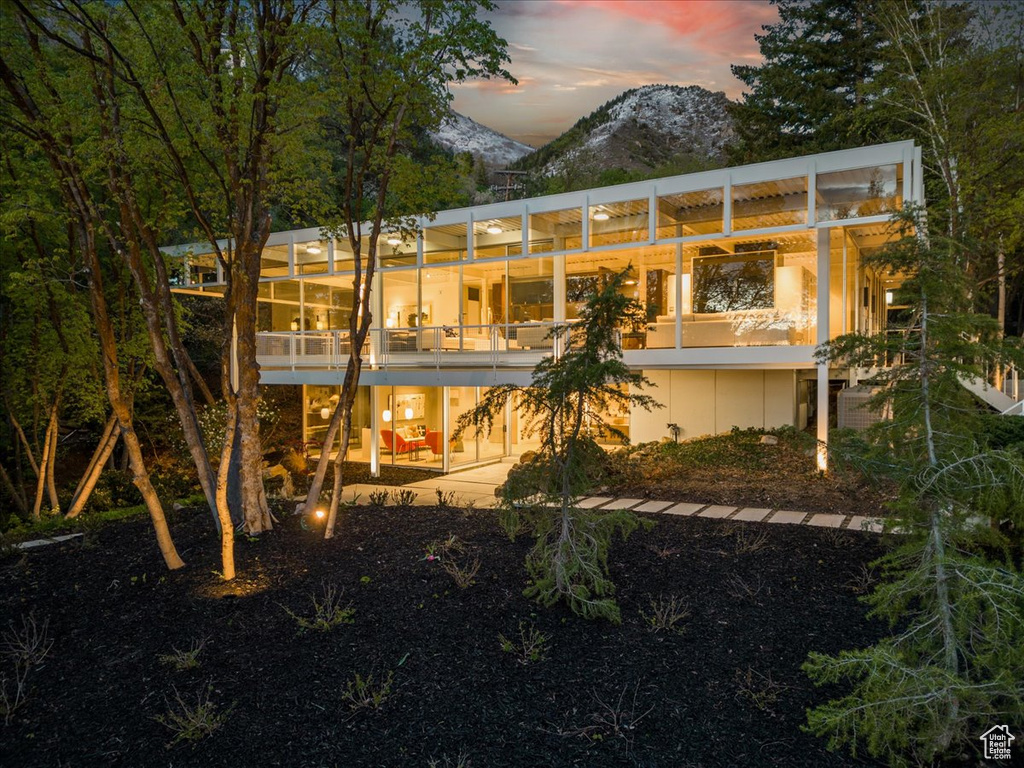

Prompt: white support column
xmin=370 ymin=386 xmax=380 ymax=478
xmin=554 ymin=253 xmax=566 ymax=322
xmin=816 ymin=227 xmax=831 ymax=472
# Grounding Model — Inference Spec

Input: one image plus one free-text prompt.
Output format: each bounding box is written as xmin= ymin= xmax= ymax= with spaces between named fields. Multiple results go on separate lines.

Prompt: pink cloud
xmin=565 ymin=0 xmax=776 ymax=54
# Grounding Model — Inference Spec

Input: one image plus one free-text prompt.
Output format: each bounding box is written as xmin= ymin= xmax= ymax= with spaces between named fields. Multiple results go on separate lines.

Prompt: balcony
xmin=256 ymin=323 xmax=576 ymax=371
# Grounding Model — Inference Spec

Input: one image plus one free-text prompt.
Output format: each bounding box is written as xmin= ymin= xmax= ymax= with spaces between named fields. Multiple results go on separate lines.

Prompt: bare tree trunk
xmin=324 ymin=406 xmax=354 ymax=539
xmin=995 ymin=241 xmax=1006 ymax=390
xmin=214 ymin=403 xmax=238 ymax=581
xmin=45 ymin=412 xmax=59 ymax=512
xmin=66 ymin=416 xmax=119 ymax=519
xmin=119 ymin=417 xmax=183 ymax=569
xmin=31 ymin=408 xmax=55 ymax=519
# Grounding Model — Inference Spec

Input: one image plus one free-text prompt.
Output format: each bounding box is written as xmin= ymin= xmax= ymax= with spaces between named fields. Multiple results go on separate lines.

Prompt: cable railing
xmin=255 ymin=322 xmax=576 ymax=371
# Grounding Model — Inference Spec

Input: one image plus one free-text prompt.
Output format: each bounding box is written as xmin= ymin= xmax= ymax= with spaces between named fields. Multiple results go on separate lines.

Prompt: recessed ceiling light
xmin=593 ymin=211 xmax=610 ymax=221
xmin=486 ymin=225 xmax=502 ymax=235
xmin=387 ymin=236 xmax=401 ymax=246
xmin=306 ymin=245 xmax=322 ymax=254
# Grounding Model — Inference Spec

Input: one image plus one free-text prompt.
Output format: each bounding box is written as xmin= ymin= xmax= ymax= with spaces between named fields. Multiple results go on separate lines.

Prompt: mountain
xmin=428 ymin=111 xmax=534 ymax=168
xmin=514 ymin=84 xmax=735 ymax=178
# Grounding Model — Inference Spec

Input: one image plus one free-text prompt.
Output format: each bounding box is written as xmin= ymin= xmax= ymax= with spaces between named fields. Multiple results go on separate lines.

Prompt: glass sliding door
xmin=447 ymin=386 xmax=507 ymax=467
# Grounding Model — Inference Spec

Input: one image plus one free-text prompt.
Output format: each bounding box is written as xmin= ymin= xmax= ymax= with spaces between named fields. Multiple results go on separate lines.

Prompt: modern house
xmin=171 ymin=141 xmax=929 ymax=474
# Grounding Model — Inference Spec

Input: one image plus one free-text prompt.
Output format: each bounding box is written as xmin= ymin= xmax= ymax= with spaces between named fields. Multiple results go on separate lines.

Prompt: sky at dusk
xmin=451 ymin=0 xmax=779 ymax=147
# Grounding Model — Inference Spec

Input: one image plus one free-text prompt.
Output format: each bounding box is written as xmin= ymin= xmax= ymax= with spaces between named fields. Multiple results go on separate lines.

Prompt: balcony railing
xmin=256 ymin=322 xmax=577 ymax=371
xmin=256 ymin=313 xmax=816 ymax=372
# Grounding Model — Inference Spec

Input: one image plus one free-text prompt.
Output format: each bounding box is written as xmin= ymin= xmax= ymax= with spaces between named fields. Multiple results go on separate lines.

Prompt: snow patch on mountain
xmin=429 ymin=111 xmax=534 ymax=168
xmin=542 ymin=84 xmax=734 ymax=176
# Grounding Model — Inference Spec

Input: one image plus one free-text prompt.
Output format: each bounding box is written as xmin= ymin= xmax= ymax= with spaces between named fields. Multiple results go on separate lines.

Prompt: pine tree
xmin=729 ymin=0 xmax=893 ymax=163
xmin=455 ymin=268 xmax=660 ymax=623
xmin=803 ymin=208 xmax=1024 ymax=765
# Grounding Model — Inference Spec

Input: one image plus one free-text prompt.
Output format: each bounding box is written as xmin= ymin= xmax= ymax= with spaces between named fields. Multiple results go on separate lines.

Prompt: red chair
xmin=425 ymin=430 xmax=445 ymax=459
xmin=381 ymin=429 xmax=412 ymax=455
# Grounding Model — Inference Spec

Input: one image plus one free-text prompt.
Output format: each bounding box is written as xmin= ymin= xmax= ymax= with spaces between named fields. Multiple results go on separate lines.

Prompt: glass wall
xmin=381 ymin=270 xmax=419 ymax=329
xmin=295 ymin=239 xmax=330 ymax=275
xmin=377 ymin=234 xmax=416 ymax=268
xmin=732 ymin=177 xmax=807 ymax=231
xmin=816 ymin=164 xmax=902 ymax=222
xmin=379 ymin=386 xmax=443 ymax=469
xmin=529 ymin=208 xmax=582 ymax=253
xmin=678 ymin=234 xmax=817 ymax=347
xmin=507 ymin=257 xmax=554 ymax=323
xmin=189 ymin=252 xmax=219 ymax=285
xmin=656 ymin=189 xmax=723 ymax=238
xmin=424 ymin=223 xmax=468 ymax=264
xmin=447 ymin=386 xmax=505 ymax=467
xmin=261 ymin=244 xmax=290 ymax=278
xmin=590 ymin=199 xmax=649 ymax=247
xmin=303 ymin=385 xmax=370 ymax=461
xmin=257 ymin=280 xmax=302 ymax=332
xmin=474 ymin=216 xmax=523 ymax=259
xmin=303 ymin=278 xmax=354 ymax=331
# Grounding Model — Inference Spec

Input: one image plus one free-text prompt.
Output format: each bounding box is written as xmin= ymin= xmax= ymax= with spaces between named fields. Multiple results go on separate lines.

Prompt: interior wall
xmin=631 ymin=369 xmax=798 ymax=443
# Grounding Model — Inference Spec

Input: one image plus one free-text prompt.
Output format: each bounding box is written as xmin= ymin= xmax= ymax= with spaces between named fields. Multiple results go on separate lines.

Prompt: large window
xmin=692 ymin=251 xmax=775 ymax=313
xmin=589 ymin=199 xmax=649 ymax=247
xmin=816 ymin=164 xmax=902 ymax=222
xmin=507 ymin=258 xmax=553 ymax=322
xmin=528 ymin=208 xmax=582 ymax=253
xmin=732 ymin=177 xmax=807 ymax=231
xmin=474 ymin=217 xmax=523 ymax=259
xmin=423 ymin=223 xmax=467 ymax=264
xmin=657 ymin=189 xmax=723 ymax=238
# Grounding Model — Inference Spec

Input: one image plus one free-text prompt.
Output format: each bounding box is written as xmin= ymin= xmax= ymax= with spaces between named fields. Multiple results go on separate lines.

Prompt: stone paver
xmin=663 ymin=502 xmax=705 ymax=516
xmin=698 ymin=505 xmax=737 ymax=519
xmin=634 ymin=500 xmax=674 ymax=513
xmin=732 ymin=507 xmax=771 ymax=523
xmin=766 ymin=510 xmax=807 ymax=525
xmin=808 ymin=513 xmax=845 ymax=528
xmin=605 ymin=498 xmax=645 ymax=510
xmin=578 ymin=496 xmax=614 ymax=509
xmin=847 ymin=516 xmax=885 ymax=533
xmin=17 ymin=533 xmax=83 ymax=550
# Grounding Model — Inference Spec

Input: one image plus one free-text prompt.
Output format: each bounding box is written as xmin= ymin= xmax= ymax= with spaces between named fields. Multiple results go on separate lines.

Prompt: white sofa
xmin=418 ymin=329 xmax=492 ymax=351
xmin=510 ymin=324 xmax=554 ymax=349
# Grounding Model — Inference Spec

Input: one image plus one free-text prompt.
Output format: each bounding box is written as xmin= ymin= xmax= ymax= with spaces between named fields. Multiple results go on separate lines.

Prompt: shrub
xmin=154 ymin=685 xmax=232 ymax=745
xmin=638 ymin=595 xmax=691 ymax=634
xmin=342 ymin=670 xmax=394 ymax=713
xmin=281 ymin=582 xmax=355 ymax=633
xmin=391 ymin=489 xmax=417 ymax=506
xmin=498 ymin=622 xmax=549 ymax=664
xmin=158 ymin=638 xmax=207 ymax=671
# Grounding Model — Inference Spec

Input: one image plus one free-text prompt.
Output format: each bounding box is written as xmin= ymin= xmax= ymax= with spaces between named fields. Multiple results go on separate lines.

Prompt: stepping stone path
xmin=580 ymin=498 xmax=887 ymax=533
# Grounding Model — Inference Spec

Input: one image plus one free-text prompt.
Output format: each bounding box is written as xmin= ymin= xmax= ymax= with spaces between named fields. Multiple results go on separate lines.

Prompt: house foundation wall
xmin=631 ymin=369 xmax=800 ymax=444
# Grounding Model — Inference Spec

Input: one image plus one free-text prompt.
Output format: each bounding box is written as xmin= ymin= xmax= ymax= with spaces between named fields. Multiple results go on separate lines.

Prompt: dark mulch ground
xmin=1 ymin=505 xmax=896 ymax=767
xmin=603 ymin=431 xmax=895 ymax=516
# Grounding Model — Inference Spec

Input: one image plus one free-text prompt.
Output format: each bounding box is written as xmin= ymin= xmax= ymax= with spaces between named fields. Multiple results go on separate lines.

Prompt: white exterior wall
xmin=631 ymin=369 xmax=798 ymax=443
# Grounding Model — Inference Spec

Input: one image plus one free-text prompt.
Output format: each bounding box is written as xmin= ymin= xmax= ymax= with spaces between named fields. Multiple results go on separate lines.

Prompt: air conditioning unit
xmin=837 ymin=385 xmax=888 ymax=431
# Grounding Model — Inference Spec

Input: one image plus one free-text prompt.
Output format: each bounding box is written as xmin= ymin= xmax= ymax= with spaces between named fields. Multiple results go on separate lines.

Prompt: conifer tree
xmin=803 ymin=208 xmax=1024 ymax=765
xmin=456 ymin=268 xmax=660 ymax=623
xmin=730 ymin=0 xmax=893 ymax=163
